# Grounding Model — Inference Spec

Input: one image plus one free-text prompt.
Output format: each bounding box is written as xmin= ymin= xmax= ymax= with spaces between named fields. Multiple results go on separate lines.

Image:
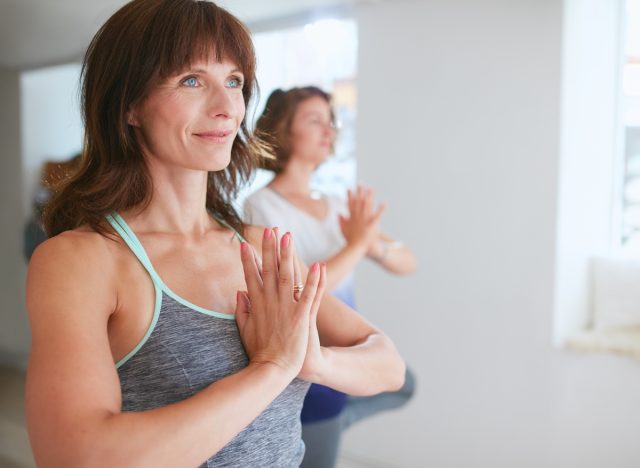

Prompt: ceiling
xmin=0 ymin=0 xmax=379 ymax=70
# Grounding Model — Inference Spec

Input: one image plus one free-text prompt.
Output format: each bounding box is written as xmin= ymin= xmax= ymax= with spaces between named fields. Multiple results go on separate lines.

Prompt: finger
xmin=347 ymin=189 xmax=355 ymax=214
xmin=372 ymin=202 xmax=386 ymax=225
xmin=356 ymin=184 xmax=367 ymax=215
xmin=338 ymin=215 xmax=348 ymax=237
xmin=293 ymin=245 xmax=302 ymax=301
xmin=234 ymin=290 xmax=250 ymax=327
xmin=364 ymin=187 xmax=374 ymax=216
xmin=272 ymin=227 xmax=280 ymax=270
xmin=253 ymin=247 xmax=263 ymax=274
xmin=309 ymin=263 xmax=326 ymax=324
xmin=352 ymin=187 xmax=362 ymax=213
xmin=297 ymin=262 xmax=321 ymax=312
xmin=278 ymin=232 xmax=295 ymax=301
xmin=240 ymin=243 xmax=263 ymax=301
xmin=261 ymin=227 xmax=278 ymax=298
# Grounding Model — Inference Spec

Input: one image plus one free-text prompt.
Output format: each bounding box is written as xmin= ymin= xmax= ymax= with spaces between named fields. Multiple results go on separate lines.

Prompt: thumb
xmin=339 ymin=214 xmax=347 ymax=230
xmin=372 ymin=202 xmax=386 ymax=224
xmin=234 ymin=291 xmax=250 ymax=328
xmin=309 ymin=263 xmax=326 ymax=326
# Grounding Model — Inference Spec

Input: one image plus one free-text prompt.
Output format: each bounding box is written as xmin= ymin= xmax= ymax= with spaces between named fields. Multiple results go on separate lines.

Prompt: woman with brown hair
xmin=24 ymin=2 xmax=405 ymax=467
xmin=244 ymin=86 xmax=417 ymax=468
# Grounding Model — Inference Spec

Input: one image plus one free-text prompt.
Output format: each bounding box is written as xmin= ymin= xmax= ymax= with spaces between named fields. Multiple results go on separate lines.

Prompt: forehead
xmin=295 ymin=96 xmax=331 ymax=117
xmin=171 ymin=55 xmax=243 ymax=76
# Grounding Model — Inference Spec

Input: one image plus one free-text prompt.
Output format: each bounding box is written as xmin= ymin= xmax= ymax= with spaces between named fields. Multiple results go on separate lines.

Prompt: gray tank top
xmin=107 ymin=213 xmax=310 ymax=467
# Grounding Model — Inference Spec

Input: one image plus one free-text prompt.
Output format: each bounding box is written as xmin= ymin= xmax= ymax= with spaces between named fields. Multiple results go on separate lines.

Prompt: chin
xmin=207 ymin=158 xmax=232 ymax=172
xmin=316 ymin=153 xmax=331 ymax=164
xmin=201 ymin=149 xmax=233 ymax=172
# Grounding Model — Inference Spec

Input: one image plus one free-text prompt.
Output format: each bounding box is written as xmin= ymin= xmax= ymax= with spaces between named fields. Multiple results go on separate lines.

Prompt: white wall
xmin=20 ymin=63 xmax=83 ymax=216
xmin=0 ymin=63 xmax=83 ymax=368
xmin=0 ymin=68 xmax=29 ymax=367
xmin=343 ymin=0 xmax=640 ymax=467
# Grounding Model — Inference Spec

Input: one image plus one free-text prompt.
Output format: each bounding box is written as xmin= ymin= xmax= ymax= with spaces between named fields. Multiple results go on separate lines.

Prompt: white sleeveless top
xmin=243 ymin=186 xmax=355 ymax=307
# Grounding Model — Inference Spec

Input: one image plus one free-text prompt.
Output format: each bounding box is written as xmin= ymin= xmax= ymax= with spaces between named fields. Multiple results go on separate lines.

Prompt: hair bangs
xmin=46 ymin=0 xmax=260 ymax=237
xmin=152 ymin=1 xmax=256 ymax=98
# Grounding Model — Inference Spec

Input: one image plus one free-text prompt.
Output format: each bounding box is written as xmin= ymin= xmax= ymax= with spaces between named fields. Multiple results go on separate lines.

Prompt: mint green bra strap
xmin=107 ymin=211 xmax=245 ymax=283
xmin=106 ymin=213 xmax=165 ymax=287
xmin=106 ymin=212 xmax=236 ymax=320
xmin=212 ymin=214 xmax=248 ymax=243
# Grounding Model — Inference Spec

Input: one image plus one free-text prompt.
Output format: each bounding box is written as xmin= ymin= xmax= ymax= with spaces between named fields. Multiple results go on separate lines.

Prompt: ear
xmin=126 ymin=109 xmax=140 ymax=127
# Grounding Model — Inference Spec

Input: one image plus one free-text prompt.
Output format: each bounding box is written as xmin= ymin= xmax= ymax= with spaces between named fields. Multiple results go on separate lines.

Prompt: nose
xmin=324 ymin=124 xmax=336 ymax=137
xmin=205 ymin=84 xmax=241 ymax=120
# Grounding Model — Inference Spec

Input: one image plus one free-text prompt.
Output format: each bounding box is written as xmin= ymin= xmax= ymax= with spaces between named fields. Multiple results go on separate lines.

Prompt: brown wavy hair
xmin=255 ymin=86 xmax=334 ymax=174
xmin=44 ymin=0 xmax=261 ymax=237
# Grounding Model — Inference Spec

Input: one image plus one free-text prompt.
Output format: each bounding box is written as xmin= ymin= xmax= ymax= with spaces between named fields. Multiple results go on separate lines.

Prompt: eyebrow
xmin=302 ymin=111 xmax=327 ymax=117
xmin=183 ymin=67 xmax=244 ymax=76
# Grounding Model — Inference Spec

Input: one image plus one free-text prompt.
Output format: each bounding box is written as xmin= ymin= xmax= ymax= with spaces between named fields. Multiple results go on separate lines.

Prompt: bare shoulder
xmin=27 ymin=227 xmax=119 ymax=323
xmin=30 ymin=227 xmax=115 ymax=267
xmin=26 ymin=227 xmax=128 ymax=460
xmin=28 ymin=228 xmax=117 ymax=288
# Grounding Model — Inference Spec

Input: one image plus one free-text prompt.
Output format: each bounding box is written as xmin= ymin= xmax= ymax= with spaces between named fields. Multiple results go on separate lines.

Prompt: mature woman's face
xmin=129 ymin=56 xmax=245 ymax=173
xmin=288 ymin=96 xmax=335 ymax=165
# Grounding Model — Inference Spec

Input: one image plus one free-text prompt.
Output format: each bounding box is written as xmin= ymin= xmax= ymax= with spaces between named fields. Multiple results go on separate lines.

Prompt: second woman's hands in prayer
xmin=339 ymin=184 xmax=385 ymax=253
xmin=236 ymin=229 xmax=326 ymax=380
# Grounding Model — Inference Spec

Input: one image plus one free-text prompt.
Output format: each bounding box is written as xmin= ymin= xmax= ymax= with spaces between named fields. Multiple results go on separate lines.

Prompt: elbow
xmin=389 ymin=356 xmax=407 ymax=392
xmin=402 ymin=253 xmax=418 ymax=275
xmin=389 ymin=253 xmax=417 ymax=276
xmin=30 ymin=439 xmax=111 ymax=468
xmin=28 ymin=416 xmax=142 ymax=468
xmin=380 ymin=335 xmax=407 ymax=392
xmin=30 ymin=445 xmax=101 ymax=468
xmin=403 ymin=261 xmax=417 ymax=276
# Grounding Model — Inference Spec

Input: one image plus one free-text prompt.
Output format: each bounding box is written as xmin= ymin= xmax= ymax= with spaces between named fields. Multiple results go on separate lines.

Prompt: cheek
xmin=234 ymin=97 xmax=246 ymax=123
xmin=140 ymin=101 xmax=184 ymax=131
xmin=289 ymin=131 xmax=308 ymax=153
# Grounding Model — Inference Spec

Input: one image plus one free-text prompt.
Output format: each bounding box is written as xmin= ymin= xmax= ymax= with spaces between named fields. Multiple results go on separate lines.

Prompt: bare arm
xmin=25 ymin=231 xmax=318 ymax=468
xmin=301 ymin=286 xmax=406 ymax=396
xmin=322 ymin=185 xmax=416 ymax=291
xmin=366 ymin=232 xmax=417 ymax=275
xmin=320 ymin=241 xmax=368 ymax=291
xmin=322 ymin=232 xmax=417 ymax=292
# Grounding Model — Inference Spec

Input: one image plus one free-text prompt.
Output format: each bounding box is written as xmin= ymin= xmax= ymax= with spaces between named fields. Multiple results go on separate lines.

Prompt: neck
xmin=124 ymin=160 xmax=215 ymax=237
xmin=270 ymin=157 xmax=315 ymax=198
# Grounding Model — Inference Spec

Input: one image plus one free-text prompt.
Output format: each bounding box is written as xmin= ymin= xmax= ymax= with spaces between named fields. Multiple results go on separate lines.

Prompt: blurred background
xmin=1 ymin=0 xmax=640 ymax=467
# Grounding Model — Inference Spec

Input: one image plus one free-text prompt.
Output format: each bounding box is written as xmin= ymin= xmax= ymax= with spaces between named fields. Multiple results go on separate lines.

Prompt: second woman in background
xmin=244 ymin=86 xmax=417 ymax=468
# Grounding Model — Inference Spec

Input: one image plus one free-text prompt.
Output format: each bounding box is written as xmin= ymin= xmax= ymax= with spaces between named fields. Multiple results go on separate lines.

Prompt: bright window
xmin=237 ymin=17 xmax=358 ymax=205
xmin=620 ymin=0 xmax=640 ymax=253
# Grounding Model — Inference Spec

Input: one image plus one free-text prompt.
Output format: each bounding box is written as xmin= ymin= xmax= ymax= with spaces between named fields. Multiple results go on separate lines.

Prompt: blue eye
xmin=227 ymin=77 xmax=243 ymax=89
xmin=182 ymin=77 xmax=199 ymax=87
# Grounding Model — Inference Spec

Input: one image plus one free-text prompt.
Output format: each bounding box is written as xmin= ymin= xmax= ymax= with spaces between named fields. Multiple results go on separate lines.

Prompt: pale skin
xmin=267 ymin=96 xmax=417 ymax=292
xmin=25 ymin=58 xmax=405 ymax=468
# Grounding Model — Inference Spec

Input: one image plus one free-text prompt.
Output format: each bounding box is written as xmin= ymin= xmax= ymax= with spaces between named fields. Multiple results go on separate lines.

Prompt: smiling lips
xmin=193 ymin=129 xmax=234 ymax=143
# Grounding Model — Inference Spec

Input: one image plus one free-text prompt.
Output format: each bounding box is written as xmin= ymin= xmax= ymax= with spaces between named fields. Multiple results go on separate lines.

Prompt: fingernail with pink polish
xmin=282 ymin=232 xmax=290 ymax=248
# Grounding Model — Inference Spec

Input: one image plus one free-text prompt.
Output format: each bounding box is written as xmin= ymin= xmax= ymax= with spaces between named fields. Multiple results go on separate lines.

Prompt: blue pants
xmin=300 ymin=367 xmax=416 ymax=468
